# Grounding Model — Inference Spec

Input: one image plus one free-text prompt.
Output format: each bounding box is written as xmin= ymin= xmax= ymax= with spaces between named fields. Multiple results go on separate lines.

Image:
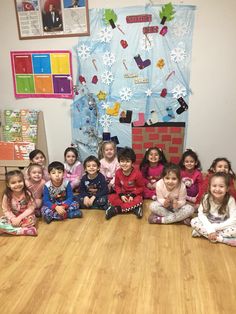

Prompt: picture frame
xmin=14 ymin=0 xmax=90 ymax=40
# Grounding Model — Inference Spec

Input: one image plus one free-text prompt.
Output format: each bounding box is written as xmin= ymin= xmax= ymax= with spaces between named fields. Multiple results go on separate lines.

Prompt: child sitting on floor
xmin=140 ymin=147 xmax=167 ymax=200
xmin=0 ymin=170 xmax=37 ymax=236
xmin=77 ymin=155 xmax=109 ymax=210
xmin=191 ymin=172 xmax=236 ymax=247
xmin=99 ymin=141 xmax=120 ymax=192
xmin=179 ymin=149 xmax=203 ymax=207
xmin=105 ymin=147 xmax=144 ymax=220
xmin=196 ymin=157 xmax=236 ymax=206
xmin=41 ymin=161 xmax=82 ymax=223
xmin=148 ymin=163 xmax=194 ymax=224
xmin=25 ymin=163 xmax=45 ymax=217
xmin=64 ymin=146 xmax=83 ymax=191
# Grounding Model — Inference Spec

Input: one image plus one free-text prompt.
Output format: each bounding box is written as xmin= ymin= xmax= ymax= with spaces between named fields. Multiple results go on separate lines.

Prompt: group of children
xmin=1 ymin=142 xmax=236 ymax=247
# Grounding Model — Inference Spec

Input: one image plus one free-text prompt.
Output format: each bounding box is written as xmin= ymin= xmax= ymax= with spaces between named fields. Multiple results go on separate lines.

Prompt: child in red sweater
xmin=105 ymin=147 xmax=144 ymax=220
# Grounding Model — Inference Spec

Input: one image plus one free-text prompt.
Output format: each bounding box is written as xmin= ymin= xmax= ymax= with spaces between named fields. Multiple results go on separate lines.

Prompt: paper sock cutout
xmin=163 ymin=106 xmax=175 ymax=122
xmin=134 ymin=54 xmax=151 ymax=69
xmin=119 ymin=110 xmax=133 ymax=123
xmin=106 ymin=102 xmax=120 ymax=116
xmin=146 ymin=110 xmax=158 ymax=125
xmin=133 ymin=112 xmax=145 ymax=126
xmin=176 ymin=97 xmax=188 ymax=115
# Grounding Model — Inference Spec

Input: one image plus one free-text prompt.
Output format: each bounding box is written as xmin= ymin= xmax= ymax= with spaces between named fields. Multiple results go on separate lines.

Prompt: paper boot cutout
xmin=146 ymin=110 xmax=158 ymax=125
xmin=133 ymin=112 xmax=145 ymax=126
xmin=119 ymin=110 xmax=133 ymax=123
xmin=103 ymin=132 xmax=111 ymax=141
xmin=134 ymin=54 xmax=151 ymax=69
xmin=111 ymin=136 xmax=119 ymax=145
xmin=176 ymin=97 xmax=188 ymax=115
xmin=163 ymin=107 xmax=175 ymax=122
xmin=106 ymin=102 xmax=120 ymax=116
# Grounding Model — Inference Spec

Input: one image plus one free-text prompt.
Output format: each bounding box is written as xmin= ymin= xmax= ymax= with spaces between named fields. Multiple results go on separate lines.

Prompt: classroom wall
xmin=0 ymin=0 xmax=236 ymax=171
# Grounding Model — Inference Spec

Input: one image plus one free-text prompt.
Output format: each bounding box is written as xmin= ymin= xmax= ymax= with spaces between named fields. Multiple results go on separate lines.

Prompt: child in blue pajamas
xmin=41 ymin=161 xmax=82 ymax=223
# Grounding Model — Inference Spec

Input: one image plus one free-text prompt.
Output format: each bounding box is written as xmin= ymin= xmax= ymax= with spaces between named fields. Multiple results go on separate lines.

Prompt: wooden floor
xmin=0 ymin=181 xmax=236 ymax=314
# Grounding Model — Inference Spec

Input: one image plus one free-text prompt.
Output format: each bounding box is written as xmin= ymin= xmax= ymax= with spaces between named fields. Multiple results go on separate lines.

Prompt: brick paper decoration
xmin=132 ymin=122 xmax=185 ymax=165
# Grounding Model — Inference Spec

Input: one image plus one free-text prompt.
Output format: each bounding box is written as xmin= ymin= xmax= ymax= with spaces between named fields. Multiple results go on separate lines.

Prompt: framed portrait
xmin=14 ymin=0 xmax=90 ymax=39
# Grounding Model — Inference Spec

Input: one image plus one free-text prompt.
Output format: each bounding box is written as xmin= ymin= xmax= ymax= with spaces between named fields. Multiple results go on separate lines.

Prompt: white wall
xmin=0 ymin=0 xmax=236 ymax=170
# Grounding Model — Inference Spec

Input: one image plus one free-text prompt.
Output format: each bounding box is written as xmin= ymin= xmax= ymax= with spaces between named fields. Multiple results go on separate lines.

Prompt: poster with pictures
xmin=14 ymin=0 xmax=90 ymax=39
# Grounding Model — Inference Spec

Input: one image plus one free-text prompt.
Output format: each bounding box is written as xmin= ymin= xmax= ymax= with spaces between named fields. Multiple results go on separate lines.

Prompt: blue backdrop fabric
xmin=71 ymin=4 xmax=196 ymax=160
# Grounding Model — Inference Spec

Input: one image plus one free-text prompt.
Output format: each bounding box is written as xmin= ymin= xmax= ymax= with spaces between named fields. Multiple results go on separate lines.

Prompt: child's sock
xmin=220 ymin=237 xmax=236 ymax=247
xmin=35 ymin=208 xmax=42 ymax=218
xmin=192 ymin=229 xmax=201 ymax=238
xmin=183 ymin=217 xmax=192 ymax=226
xmin=44 ymin=214 xmax=52 ymax=224
xmin=148 ymin=213 xmax=163 ymax=224
xmin=133 ymin=205 xmax=143 ymax=218
xmin=106 ymin=206 xmax=120 ymax=220
xmin=22 ymin=227 xmax=37 ymax=236
xmin=67 ymin=209 xmax=83 ymax=219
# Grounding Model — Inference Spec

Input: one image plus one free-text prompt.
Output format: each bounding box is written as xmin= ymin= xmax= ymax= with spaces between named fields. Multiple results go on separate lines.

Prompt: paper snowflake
xmin=102 ymin=51 xmax=116 ymax=67
xmin=119 ymin=87 xmax=133 ymax=102
xmin=101 ymin=70 xmax=114 ymax=85
xmin=170 ymin=47 xmax=186 ymax=63
xmin=99 ymin=114 xmax=112 ymax=130
xmin=145 ymin=89 xmax=153 ymax=96
xmin=77 ymin=44 xmax=91 ymax=60
xmin=99 ymin=27 xmax=113 ymax=43
xmin=172 ymin=84 xmax=187 ymax=99
xmin=172 ymin=20 xmax=188 ymax=38
xmin=101 ymin=102 xmax=109 ymax=109
xmin=140 ymin=34 xmax=154 ymax=51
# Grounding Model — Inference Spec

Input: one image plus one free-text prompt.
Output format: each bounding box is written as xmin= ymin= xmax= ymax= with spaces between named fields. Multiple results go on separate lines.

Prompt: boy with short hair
xmin=106 ymin=147 xmax=144 ymax=220
xmin=41 ymin=161 xmax=82 ymax=223
xmin=77 ymin=155 xmax=109 ymax=209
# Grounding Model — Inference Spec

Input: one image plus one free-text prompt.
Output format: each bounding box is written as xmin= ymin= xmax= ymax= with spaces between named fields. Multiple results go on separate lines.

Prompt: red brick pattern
xmin=132 ymin=124 xmax=185 ymax=165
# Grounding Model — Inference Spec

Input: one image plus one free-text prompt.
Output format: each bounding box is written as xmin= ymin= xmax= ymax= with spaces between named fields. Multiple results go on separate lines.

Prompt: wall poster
xmin=11 ymin=50 xmax=73 ymax=98
xmin=14 ymin=0 xmax=90 ymax=39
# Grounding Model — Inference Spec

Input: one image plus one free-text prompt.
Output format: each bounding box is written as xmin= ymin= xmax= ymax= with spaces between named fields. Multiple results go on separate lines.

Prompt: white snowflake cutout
xmin=119 ymin=87 xmax=133 ymax=102
xmin=170 ymin=47 xmax=186 ymax=63
xmin=102 ymin=51 xmax=116 ymax=67
xmin=101 ymin=70 xmax=114 ymax=85
xmin=172 ymin=20 xmax=188 ymax=38
xmin=145 ymin=89 xmax=153 ymax=96
xmin=101 ymin=102 xmax=109 ymax=109
xmin=77 ymin=44 xmax=91 ymax=60
xmin=140 ymin=34 xmax=154 ymax=51
xmin=99 ymin=27 xmax=113 ymax=43
xmin=172 ymin=84 xmax=187 ymax=99
xmin=99 ymin=114 xmax=112 ymax=130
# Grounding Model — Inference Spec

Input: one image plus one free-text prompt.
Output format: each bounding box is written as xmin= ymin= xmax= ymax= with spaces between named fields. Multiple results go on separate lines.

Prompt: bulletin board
xmin=11 ymin=50 xmax=73 ymax=98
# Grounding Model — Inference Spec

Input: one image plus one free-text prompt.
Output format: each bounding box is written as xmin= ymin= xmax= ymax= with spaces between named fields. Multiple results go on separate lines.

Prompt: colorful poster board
xmin=11 ymin=50 xmax=73 ymax=98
